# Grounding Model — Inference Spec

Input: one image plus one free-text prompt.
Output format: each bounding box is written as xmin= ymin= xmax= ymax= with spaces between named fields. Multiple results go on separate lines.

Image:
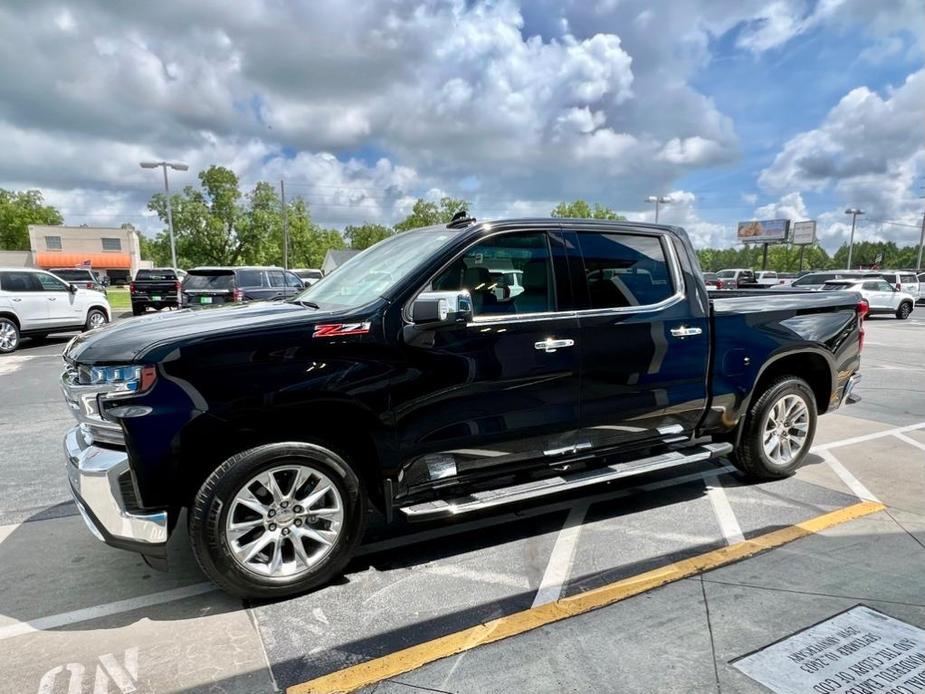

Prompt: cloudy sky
xmin=1 ymin=0 xmax=922 ymax=251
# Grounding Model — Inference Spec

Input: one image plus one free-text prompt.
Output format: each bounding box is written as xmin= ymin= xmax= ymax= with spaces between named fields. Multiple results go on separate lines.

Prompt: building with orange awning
xmin=27 ymin=225 xmax=151 ymax=284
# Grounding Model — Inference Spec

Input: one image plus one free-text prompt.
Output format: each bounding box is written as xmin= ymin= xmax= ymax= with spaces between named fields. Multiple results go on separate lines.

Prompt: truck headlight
xmin=87 ymin=365 xmax=158 ymax=395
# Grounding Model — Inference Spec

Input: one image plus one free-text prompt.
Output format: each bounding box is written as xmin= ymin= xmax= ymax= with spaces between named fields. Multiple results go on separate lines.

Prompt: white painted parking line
xmin=893 ymin=432 xmax=925 ymax=453
xmin=820 ymin=450 xmax=880 ymax=503
xmin=531 ymin=504 xmax=588 ymax=607
xmin=0 ymin=582 xmax=216 ymax=643
xmin=0 ymin=522 xmax=20 ymax=545
xmin=811 ymin=421 xmax=925 ymax=453
xmin=704 ymin=474 xmax=745 ymax=545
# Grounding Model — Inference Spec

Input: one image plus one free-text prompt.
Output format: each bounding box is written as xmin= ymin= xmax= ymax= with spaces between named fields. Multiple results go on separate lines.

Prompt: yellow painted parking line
xmin=288 ymin=500 xmax=885 ymax=694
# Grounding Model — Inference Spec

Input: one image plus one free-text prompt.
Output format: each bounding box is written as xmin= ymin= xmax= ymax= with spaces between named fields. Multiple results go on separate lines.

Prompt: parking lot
xmin=1 ymin=314 xmax=923 ymax=694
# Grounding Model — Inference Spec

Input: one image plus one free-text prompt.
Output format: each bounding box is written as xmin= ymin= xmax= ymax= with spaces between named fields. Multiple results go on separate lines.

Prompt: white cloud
xmin=760 ymin=68 xmax=925 ymax=250
xmin=754 ymin=192 xmax=809 ymax=221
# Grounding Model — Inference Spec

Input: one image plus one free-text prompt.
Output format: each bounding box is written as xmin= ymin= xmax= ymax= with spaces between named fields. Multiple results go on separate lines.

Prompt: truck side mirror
xmin=410 ymin=290 xmax=473 ymax=327
xmin=67 ymin=283 xmax=78 ymax=294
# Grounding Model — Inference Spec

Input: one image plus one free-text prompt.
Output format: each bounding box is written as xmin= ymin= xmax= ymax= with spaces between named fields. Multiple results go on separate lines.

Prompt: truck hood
xmin=64 ymin=301 xmax=343 ymax=364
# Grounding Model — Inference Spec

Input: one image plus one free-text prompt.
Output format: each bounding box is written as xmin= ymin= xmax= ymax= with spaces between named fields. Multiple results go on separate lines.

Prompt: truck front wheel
xmin=189 ymin=442 xmax=366 ymax=599
xmin=730 ymin=376 xmax=818 ymax=480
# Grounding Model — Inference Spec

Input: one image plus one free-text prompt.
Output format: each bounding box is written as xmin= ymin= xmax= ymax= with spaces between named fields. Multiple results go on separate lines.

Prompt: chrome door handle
xmin=11 ymin=298 xmax=21 ymax=302
xmin=670 ymin=326 xmax=702 ymax=338
xmin=47 ymin=297 xmax=57 ymax=301
xmin=534 ymin=338 xmax=575 ymax=353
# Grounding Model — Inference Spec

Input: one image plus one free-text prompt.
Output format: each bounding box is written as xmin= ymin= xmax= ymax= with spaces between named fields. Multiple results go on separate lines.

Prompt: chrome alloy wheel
xmin=88 ymin=310 xmax=106 ymax=329
xmin=762 ymin=393 xmax=810 ymax=466
xmin=0 ymin=320 xmax=18 ymax=351
xmin=225 ymin=465 xmax=344 ymax=578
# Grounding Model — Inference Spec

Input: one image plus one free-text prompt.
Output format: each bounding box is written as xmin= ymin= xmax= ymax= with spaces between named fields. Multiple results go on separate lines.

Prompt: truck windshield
xmin=295 ymin=227 xmax=456 ymax=309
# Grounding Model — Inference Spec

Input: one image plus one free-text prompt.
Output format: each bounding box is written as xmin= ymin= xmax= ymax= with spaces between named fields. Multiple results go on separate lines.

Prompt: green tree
xmin=146 ymin=166 xmax=348 ymax=268
xmin=394 ymin=197 xmax=470 ymax=232
xmin=286 ymin=199 xmax=345 ymax=268
xmin=551 ymin=200 xmax=625 ymax=220
xmin=0 ymin=189 xmax=63 ymax=250
xmin=344 ymin=223 xmax=393 ymax=250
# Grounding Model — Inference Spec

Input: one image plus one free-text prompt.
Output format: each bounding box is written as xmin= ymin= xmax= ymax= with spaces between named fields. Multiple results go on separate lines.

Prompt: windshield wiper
xmin=292 ymin=299 xmax=320 ymax=309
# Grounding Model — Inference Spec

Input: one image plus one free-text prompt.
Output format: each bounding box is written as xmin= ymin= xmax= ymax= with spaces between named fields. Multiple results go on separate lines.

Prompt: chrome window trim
xmin=404 ymin=226 xmax=685 ymax=326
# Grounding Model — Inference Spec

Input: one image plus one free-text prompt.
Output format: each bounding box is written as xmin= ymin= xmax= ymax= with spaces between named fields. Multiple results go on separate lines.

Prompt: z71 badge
xmin=312 ymin=322 xmax=371 ymax=338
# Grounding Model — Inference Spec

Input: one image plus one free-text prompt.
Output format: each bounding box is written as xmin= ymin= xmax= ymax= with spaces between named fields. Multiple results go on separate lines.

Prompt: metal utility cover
xmin=733 ymin=605 xmax=925 ymax=694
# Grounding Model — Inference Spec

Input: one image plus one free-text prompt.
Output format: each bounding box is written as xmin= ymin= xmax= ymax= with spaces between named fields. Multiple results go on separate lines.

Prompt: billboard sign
xmin=737 ymin=219 xmax=790 ymax=243
xmin=791 ymin=220 xmax=816 ymax=245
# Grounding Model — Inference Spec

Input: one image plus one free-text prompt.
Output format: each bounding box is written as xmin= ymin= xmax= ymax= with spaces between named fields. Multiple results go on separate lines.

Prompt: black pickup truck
xmin=130 ymin=268 xmax=186 ymax=315
xmin=61 ymin=218 xmax=865 ymax=598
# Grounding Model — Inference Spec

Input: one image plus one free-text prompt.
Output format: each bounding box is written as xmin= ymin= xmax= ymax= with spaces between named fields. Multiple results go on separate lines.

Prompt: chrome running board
xmin=399 ymin=441 xmax=733 ymax=520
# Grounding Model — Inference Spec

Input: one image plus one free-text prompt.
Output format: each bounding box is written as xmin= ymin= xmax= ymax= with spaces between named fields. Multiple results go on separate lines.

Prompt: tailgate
xmin=133 ymin=281 xmax=178 ymax=298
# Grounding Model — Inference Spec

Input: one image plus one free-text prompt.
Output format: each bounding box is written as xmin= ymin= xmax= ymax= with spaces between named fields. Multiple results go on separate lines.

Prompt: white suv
xmin=822 ymin=277 xmax=916 ymax=319
xmin=0 ymin=268 xmax=111 ymax=353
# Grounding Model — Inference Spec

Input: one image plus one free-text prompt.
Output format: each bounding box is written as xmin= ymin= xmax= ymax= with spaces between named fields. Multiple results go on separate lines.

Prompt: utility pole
xmin=140 ymin=161 xmax=188 ymax=268
xmin=845 ymin=208 xmax=864 ymax=269
xmin=280 ymin=180 xmax=289 ymax=270
xmin=917 ymin=210 xmax=924 ymax=271
xmin=645 ymin=195 xmax=671 ymax=223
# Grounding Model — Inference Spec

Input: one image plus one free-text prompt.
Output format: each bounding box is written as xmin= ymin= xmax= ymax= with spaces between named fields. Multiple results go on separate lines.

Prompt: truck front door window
xmin=429 ymin=232 xmax=553 ymax=317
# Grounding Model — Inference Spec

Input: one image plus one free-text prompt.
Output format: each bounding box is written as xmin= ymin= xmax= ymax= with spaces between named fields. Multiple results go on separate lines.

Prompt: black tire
xmin=84 ymin=308 xmax=109 ymax=331
xmin=0 ymin=317 xmax=20 ymax=354
xmin=189 ymin=442 xmax=367 ymax=599
xmin=132 ymin=305 xmax=145 ymax=316
xmin=896 ymin=302 xmax=912 ymax=320
xmin=730 ymin=376 xmax=818 ymax=480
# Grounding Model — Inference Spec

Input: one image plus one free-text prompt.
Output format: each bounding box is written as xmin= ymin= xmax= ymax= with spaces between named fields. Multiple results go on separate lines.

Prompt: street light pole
xmin=141 ymin=161 xmax=189 ymax=268
xmin=844 ymin=208 xmax=864 ymax=270
xmin=646 ymin=195 xmax=672 ymax=223
xmin=917 ymin=210 xmax=924 ymax=272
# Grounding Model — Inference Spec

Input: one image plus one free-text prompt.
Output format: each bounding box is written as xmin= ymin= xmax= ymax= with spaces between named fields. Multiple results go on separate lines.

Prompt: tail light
xmin=175 ymin=280 xmax=182 ymax=294
xmin=233 ymin=288 xmax=244 ymax=302
xmin=129 ymin=282 xmax=136 ymax=294
xmin=86 ymin=282 xmax=94 ymax=289
xmin=857 ymin=299 xmax=869 ymax=352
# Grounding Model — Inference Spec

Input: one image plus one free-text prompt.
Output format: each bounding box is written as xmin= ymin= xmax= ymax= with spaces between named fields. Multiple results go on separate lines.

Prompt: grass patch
xmin=107 ymin=287 xmax=131 ymax=311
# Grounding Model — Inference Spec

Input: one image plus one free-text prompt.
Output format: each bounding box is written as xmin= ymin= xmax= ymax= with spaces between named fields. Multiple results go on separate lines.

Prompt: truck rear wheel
xmin=730 ymin=376 xmax=817 ymax=480
xmin=189 ymin=442 xmax=366 ymax=599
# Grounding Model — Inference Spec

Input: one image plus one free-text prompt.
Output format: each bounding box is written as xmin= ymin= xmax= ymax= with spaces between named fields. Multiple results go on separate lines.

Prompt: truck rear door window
xmin=237 ymin=270 xmax=266 ymax=287
xmin=576 ymin=232 xmax=673 ymax=309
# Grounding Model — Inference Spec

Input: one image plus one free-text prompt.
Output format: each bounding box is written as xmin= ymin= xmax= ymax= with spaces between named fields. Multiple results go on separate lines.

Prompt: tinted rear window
xmin=135 ymin=269 xmax=176 ymax=280
xmin=793 ymin=273 xmax=833 ymax=286
xmin=52 ymin=270 xmax=91 ymax=281
xmin=184 ymin=272 xmax=234 ymax=290
xmin=577 ymin=232 xmax=673 ymax=308
xmin=900 ymin=274 xmax=917 ymax=283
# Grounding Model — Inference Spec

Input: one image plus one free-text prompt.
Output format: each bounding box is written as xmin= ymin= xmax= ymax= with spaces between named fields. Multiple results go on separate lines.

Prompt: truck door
xmin=393 ymin=229 xmax=581 ymax=492
xmin=566 ymin=227 xmax=710 ymax=452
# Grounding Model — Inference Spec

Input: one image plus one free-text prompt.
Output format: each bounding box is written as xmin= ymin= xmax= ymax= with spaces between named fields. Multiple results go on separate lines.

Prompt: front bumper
xmin=65 ymin=426 xmax=169 ymax=552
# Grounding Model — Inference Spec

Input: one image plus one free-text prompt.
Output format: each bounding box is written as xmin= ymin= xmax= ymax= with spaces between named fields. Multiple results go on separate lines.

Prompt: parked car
xmin=131 ymin=268 xmax=187 ymax=315
xmin=61 ymin=218 xmax=865 ymax=598
xmin=181 ymin=267 xmax=305 ymax=307
xmin=703 ymin=272 xmax=722 ymax=289
xmin=714 ymin=268 xmax=756 ymax=288
xmin=0 ymin=268 xmax=110 ymax=353
xmin=873 ymin=270 xmax=920 ymax=301
xmin=777 ymin=272 xmax=799 ymax=286
xmin=291 ymin=268 xmax=324 ymax=287
xmin=822 ymin=278 xmax=916 ymax=319
xmin=49 ymin=268 xmax=107 ymax=294
xmin=775 ymin=270 xmax=879 ymax=291
xmin=755 ymin=271 xmax=781 ymax=287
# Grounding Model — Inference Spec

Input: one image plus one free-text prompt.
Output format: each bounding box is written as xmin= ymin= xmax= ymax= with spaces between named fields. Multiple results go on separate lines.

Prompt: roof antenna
xmin=447 ymin=209 xmax=476 ymax=228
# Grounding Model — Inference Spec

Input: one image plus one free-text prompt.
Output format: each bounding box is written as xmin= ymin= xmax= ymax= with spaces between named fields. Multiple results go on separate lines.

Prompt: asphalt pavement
xmin=0 ymin=314 xmax=923 ymax=694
